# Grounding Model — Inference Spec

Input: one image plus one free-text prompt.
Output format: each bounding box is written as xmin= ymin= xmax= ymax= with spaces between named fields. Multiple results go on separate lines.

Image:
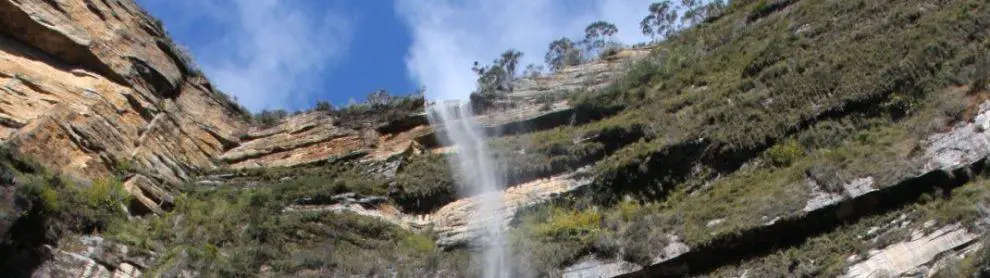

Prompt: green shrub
xmin=512 ymin=204 xmax=615 ymax=272
xmin=763 ymin=138 xmax=803 ymax=167
xmin=402 ymin=233 xmax=436 ymax=253
xmin=255 ymin=109 xmax=288 ymax=127
xmin=314 ymin=100 xmax=334 ymax=112
xmin=16 ymin=175 xmax=59 ymax=213
xmin=531 ymin=208 xmax=603 ymax=242
xmin=83 ymin=178 xmax=128 ymax=212
xmin=394 ymin=154 xmax=457 ymax=213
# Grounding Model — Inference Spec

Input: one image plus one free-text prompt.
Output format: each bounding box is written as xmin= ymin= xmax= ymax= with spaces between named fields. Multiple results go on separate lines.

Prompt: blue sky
xmin=137 ymin=0 xmax=654 ymax=112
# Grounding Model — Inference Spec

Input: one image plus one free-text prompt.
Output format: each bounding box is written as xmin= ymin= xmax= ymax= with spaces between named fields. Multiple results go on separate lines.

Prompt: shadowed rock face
xmin=0 ymin=0 xmax=245 ymax=190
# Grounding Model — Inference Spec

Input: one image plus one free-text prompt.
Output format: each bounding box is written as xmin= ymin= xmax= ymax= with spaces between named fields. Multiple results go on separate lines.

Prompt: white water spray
xmin=427 ymin=101 xmax=510 ymax=278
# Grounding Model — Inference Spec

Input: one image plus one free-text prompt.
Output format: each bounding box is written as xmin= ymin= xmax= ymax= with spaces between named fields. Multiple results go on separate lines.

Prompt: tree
xmin=472 ymin=49 xmax=523 ymax=94
xmin=473 ymin=61 xmax=507 ymax=94
xmin=584 ymin=21 xmax=619 ymax=55
xmin=640 ymin=1 xmax=679 ymax=39
xmin=315 ymin=101 xmax=334 ymax=112
xmin=641 ymin=1 xmax=726 ymax=40
xmin=682 ymin=0 xmax=726 ymax=26
xmin=499 ymin=49 xmax=523 ymax=81
xmin=545 ymin=38 xmax=583 ymax=72
xmin=974 ymin=46 xmax=989 ymax=94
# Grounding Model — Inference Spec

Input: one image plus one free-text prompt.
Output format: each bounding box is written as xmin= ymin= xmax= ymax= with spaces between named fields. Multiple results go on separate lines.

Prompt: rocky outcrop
xmin=844 ymin=224 xmax=981 ymax=277
xmin=220 ymin=112 xmax=432 ymax=169
xmin=283 ymin=168 xmax=594 ymax=247
xmin=33 ymin=235 xmax=155 ymax=278
xmin=510 ymin=48 xmax=649 ymax=100
xmin=923 ymin=101 xmax=990 ymax=173
xmin=227 ymin=48 xmax=650 ymax=168
xmin=122 ymin=174 xmax=172 ymax=215
xmin=0 ymin=0 xmax=245 ymax=188
xmin=802 ymin=101 xmax=990 ymax=214
xmin=561 ymin=257 xmax=642 ymax=278
xmin=432 ymin=168 xmax=593 ymax=248
xmin=803 ymin=176 xmax=877 ymax=212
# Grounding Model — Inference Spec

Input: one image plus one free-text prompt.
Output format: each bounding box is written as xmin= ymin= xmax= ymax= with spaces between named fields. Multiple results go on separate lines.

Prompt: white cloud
xmin=395 ymin=0 xmax=654 ymax=101
xmin=158 ymin=0 xmax=353 ymax=111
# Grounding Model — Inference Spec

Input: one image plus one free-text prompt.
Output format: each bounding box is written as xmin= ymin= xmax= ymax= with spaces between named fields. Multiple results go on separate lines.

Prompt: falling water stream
xmin=427 ymin=101 xmax=510 ymax=278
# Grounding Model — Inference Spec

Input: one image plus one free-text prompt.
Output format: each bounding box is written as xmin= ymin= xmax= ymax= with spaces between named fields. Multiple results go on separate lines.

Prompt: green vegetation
xmin=6 ymin=0 xmax=990 ymax=276
xmin=706 ymin=178 xmax=990 ymax=277
xmin=330 ymin=91 xmax=425 ymax=130
xmin=512 ymin=202 xmax=616 ymax=273
xmin=505 ymin=87 xmax=977 ymax=270
xmin=387 ymin=113 xmax=645 ymax=213
xmin=492 ymin=113 xmax=645 ymax=185
xmin=394 ymin=154 xmax=457 ymax=213
xmin=471 ymin=49 xmax=525 ymax=112
xmin=134 ymin=0 xmax=990 ymax=275
xmin=0 ymin=145 xmax=463 ymax=276
xmin=542 ymin=20 xmax=623 ymax=73
xmin=252 ymin=90 xmax=425 ymax=130
xmin=498 ymin=1 xmax=990 ymax=273
xmin=640 ymin=1 xmax=727 ymax=40
xmin=584 ymin=21 xmax=619 ymax=58
xmin=314 ymin=100 xmax=334 ymax=112
xmin=574 ymin=0 xmax=990 ymax=202
xmin=762 ymin=138 xmax=803 ymax=168
xmin=111 ymin=185 xmax=467 ymax=276
xmin=254 ymin=109 xmax=289 ymax=127
xmin=0 ymin=146 xmax=131 ymax=275
xmin=109 ymin=158 xmax=474 ymax=276
xmin=12 ymin=165 xmax=130 ymax=235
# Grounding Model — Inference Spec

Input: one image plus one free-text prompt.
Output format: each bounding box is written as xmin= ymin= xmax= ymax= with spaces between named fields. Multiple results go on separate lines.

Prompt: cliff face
xmin=0 ymin=0 xmax=245 ymax=189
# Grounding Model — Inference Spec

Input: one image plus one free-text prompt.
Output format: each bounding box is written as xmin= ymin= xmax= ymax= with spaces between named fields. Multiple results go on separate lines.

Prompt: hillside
xmin=1 ymin=0 xmax=989 ymax=277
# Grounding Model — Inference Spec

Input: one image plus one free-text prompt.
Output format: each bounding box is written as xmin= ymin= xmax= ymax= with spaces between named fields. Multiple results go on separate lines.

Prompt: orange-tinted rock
xmin=0 ymin=0 xmax=245 ymax=189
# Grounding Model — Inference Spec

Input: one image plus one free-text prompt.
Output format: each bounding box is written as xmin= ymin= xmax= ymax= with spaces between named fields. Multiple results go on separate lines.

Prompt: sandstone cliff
xmin=0 ymin=0 xmax=246 ymax=212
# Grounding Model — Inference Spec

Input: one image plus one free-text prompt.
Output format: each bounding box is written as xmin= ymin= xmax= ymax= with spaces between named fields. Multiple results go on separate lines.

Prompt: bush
xmin=83 ymin=178 xmax=128 ymax=212
xmin=763 ymin=138 xmax=803 ymax=167
xmin=513 ymin=204 xmax=614 ymax=272
xmin=17 ymin=175 xmax=59 ymax=213
xmin=315 ymin=101 xmax=334 ymax=112
xmin=393 ymin=154 xmax=457 ymax=213
xmin=255 ymin=109 xmax=288 ymax=127
xmin=531 ymin=208 xmax=603 ymax=242
xmin=332 ymin=93 xmax=425 ymax=130
xmin=8 ymin=168 xmax=128 ymax=244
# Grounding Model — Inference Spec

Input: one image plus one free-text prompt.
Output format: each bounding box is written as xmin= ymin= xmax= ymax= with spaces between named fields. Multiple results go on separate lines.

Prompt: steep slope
xmin=3 ymin=0 xmax=990 ymax=277
xmin=154 ymin=0 xmax=990 ymax=275
xmin=0 ymin=0 xmax=246 ymax=276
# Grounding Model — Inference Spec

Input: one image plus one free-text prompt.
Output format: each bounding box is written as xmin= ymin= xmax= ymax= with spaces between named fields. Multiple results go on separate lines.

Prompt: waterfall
xmin=426 ymin=100 xmax=510 ymax=278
